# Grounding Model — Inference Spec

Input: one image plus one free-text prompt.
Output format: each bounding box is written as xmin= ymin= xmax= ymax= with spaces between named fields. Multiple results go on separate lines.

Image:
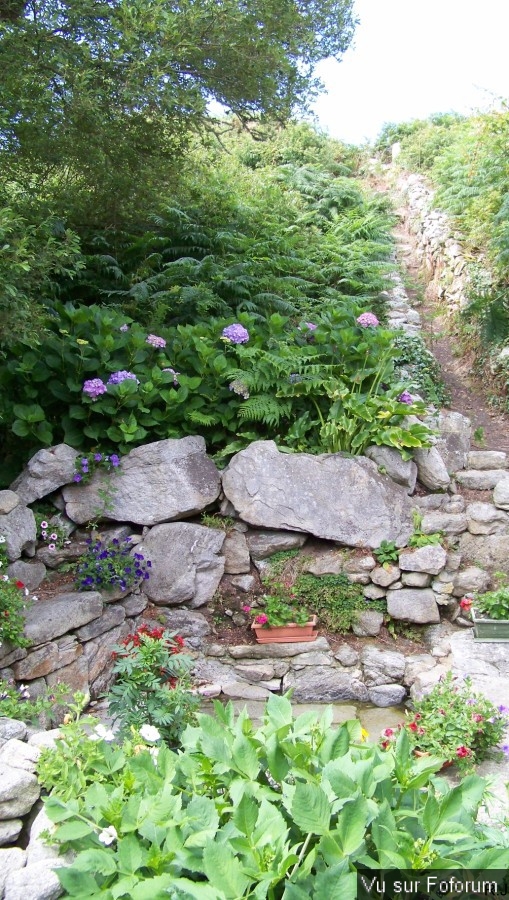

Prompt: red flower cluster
xmin=111 ymin=624 xmax=186 ymax=659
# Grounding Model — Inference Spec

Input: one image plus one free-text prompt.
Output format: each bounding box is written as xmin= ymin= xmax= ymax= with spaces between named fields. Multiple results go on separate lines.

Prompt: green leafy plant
xmin=292 ymin=572 xmax=385 ymax=633
xmin=106 ymin=624 xmax=199 ymax=746
xmin=408 ymin=509 xmax=443 ymax=549
xmin=200 ymin=513 xmax=235 ymax=530
xmin=373 ymin=540 xmax=399 ymax=565
xmin=245 ymin=590 xmax=311 ymax=627
xmin=0 ymin=538 xmax=33 ymax=650
xmin=75 ymin=536 xmax=151 ymax=593
xmin=72 ymin=450 xmax=121 ymax=485
xmin=41 ymin=695 xmax=509 ymax=897
xmin=0 ymin=679 xmax=71 ymax=725
xmin=474 ymin=586 xmax=509 ymax=620
xmin=380 ymin=672 xmax=509 ymax=773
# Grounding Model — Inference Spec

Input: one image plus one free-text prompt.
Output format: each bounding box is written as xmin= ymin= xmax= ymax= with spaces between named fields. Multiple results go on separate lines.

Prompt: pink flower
xmin=254 ymin=613 xmax=269 ymax=625
xmin=383 ymin=728 xmax=395 ymax=737
xmin=48 ymin=543 xmax=56 ymax=551
xmin=460 ymin=597 xmax=473 ymax=611
xmin=456 ymin=745 xmax=472 ymax=758
xmin=146 ymin=334 xmax=166 ymax=349
xmin=356 ymin=312 xmax=379 ymax=327
xmin=241 ymin=605 xmax=251 ymax=613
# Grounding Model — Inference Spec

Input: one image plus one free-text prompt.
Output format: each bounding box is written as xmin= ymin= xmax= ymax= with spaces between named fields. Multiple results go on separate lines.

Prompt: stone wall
xmin=1 ymin=430 xmax=509 ymax=715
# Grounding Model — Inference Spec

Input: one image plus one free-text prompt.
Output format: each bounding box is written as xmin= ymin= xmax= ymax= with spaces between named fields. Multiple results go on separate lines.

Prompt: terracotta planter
xmin=251 ymin=616 xmax=318 ymax=644
xmin=472 ymin=608 xmax=509 ymax=642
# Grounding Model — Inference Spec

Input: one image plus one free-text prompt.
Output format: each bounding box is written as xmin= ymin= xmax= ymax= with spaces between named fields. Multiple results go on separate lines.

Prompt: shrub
xmin=0 ymin=536 xmax=34 ymax=650
xmin=0 ymin=679 xmax=71 ymax=724
xmin=292 ymin=573 xmax=386 ymax=633
xmin=41 ymin=696 xmax=509 ymax=897
xmin=106 ymin=624 xmax=199 ymax=746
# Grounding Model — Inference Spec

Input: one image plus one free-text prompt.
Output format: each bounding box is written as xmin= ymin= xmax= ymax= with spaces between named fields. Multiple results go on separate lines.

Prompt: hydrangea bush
xmin=0 ymin=298 xmax=433 ymax=479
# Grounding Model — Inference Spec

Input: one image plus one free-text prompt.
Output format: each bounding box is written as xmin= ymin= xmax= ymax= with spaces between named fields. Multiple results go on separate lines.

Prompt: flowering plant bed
xmin=379 ymin=671 xmax=509 ymax=773
xmin=251 ymin=615 xmax=318 ymax=643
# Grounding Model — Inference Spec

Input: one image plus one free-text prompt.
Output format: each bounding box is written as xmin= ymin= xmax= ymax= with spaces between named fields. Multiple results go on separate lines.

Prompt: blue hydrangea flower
xmin=221 ymin=323 xmax=249 ymax=344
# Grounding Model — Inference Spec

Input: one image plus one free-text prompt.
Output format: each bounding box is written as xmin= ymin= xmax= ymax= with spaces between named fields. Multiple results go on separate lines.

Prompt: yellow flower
xmin=360 ymin=727 xmax=369 ymax=742
xmin=76 ymin=339 xmax=89 ymax=345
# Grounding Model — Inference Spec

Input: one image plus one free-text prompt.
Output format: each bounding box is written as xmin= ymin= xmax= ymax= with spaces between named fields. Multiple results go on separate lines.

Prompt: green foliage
xmin=407 ymin=531 xmax=443 ymax=549
xmin=200 ymin=514 xmax=235 ymax=531
xmin=41 ymin=696 xmax=509 ymax=897
xmin=249 ymin=592 xmax=311 ymax=627
xmin=0 ymin=679 xmax=70 ymax=724
xmin=292 ymin=573 xmax=385 ymax=633
xmin=75 ymin=537 xmax=151 ymax=593
xmin=106 ymin=625 xmax=199 ymax=746
xmin=0 ymin=297 xmax=433 ymax=485
xmin=381 ymin=672 xmax=509 ymax=774
xmin=373 ymin=540 xmax=399 ymax=565
xmin=393 ymin=332 xmax=450 ymax=407
xmin=474 ymin=586 xmax=509 ymax=620
xmin=0 ymin=205 xmax=83 ymax=352
xmin=0 ymin=539 xmax=33 ymax=649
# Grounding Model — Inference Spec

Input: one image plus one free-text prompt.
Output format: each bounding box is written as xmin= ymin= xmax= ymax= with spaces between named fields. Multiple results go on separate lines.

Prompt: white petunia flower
xmin=0 ymin=535 xmax=5 ymax=543
xmin=98 ymin=825 xmax=118 ymax=845
xmin=90 ymin=723 xmax=115 ymax=742
xmin=140 ymin=724 xmax=161 ymax=743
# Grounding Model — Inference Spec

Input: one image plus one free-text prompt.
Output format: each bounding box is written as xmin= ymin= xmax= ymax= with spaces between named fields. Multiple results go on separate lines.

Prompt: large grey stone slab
xmin=0 ymin=848 xmax=26 ymax=898
xmin=223 ymin=531 xmax=250 ymax=574
xmin=368 ymin=684 xmax=407 ymax=707
xmin=222 ymin=441 xmax=414 ymax=548
xmin=398 ymin=545 xmax=447 ymax=574
xmin=467 ymin=451 xmax=508 ymax=470
xmin=228 ymin=637 xmax=331 ymax=659
xmin=386 ymin=588 xmax=440 ymax=624
xmin=3 ymin=864 xmax=64 ymax=900
xmin=435 ymin=410 xmax=471 ymax=473
xmin=360 ymin=647 xmax=406 ymax=685
xmin=420 ymin=512 xmax=468 ymax=535
xmin=0 ymin=740 xmax=39 ymax=774
xmin=493 ymin=476 xmax=509 ymax=510
xmin=23 ymin=593 xmax=103 ymax=644
xmin=458 ymin=533 xmax=509 ymax=576
xmin=75 ymin=604 xmax=126 ymax=641
xmin=413 ymin=447 xmax=451 ymax=490
xmin=5 ymin=561 xmax=46 ymax=592
xmin=283 ymin=666 xmax=369 ymax=702
xmin=135 ymin=523 xmax=225 ymax=607
xmin=466 ymin=501 xmax=509 ymax=535
xmin=455 ymin=469 xmax=509 ymax=490
xmin=63 ymin=437 xmax=221 ymax=526
xmin=152 ymin=608 xmax=211 ymax=648
xmin=10 ymin=444 xmax=78 ymax=504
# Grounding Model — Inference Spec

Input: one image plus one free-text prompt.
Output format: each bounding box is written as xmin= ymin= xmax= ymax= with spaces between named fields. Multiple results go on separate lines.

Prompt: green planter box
xmin=472 ymin=608 xmax=509 ymax=642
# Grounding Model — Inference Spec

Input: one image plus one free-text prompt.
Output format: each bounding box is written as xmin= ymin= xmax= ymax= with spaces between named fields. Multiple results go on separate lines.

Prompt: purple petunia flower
xmin=221 ymin=323 xmax=250 ymax=344
xmin=356 ymin=312 xmax=379 ymax=327
xmin=107 ymin=370 xmax=140 ymax=385
xmin=83 ymin=378 xmax=107 ymax=400
xmin=73 ymin=473 xmax=82 ymax=482
xmin=304 ymin=322 xmax=317 ymax=331
xmin=397 ymin=390 xmax=413 ymax=405
xmin=109 ymin=454 xmax=120 ymax=467
xmin=94 ymin=453 xmax=102 ymax=462
xmin=146 ymin=334 xmax=166 ymax=349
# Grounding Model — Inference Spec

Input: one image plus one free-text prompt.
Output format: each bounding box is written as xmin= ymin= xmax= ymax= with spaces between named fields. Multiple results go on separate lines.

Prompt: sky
xmin=310 ymin=0 xmax=509 ymax=145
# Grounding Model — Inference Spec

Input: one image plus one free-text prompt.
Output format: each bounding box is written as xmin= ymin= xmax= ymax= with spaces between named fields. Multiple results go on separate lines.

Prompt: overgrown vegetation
xmin=293 ymin=573 xmax=386 ymax=632
xmin=38 ymin=696 xmax=509 ymax=897
xmin=378 ymin=106 xmax=509 ymax=406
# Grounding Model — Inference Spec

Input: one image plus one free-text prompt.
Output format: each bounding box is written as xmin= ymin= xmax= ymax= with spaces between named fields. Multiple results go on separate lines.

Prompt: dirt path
xmin=394 ymin=224 xmax=509 ymax=453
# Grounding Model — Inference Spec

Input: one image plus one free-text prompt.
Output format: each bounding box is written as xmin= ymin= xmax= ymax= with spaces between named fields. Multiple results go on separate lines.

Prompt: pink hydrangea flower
xmin=356 ymin=312 xmax=379 ymax=327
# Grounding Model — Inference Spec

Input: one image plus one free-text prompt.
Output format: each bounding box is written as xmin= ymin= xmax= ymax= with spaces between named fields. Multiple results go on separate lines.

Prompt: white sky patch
xmin=310 ymin=0 xmax=509 ymax=144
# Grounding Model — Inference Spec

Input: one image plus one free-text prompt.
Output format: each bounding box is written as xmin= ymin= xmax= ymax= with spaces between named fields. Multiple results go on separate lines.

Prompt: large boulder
xmin=10 ymin=444 xmax=78 ymax=504
xmin=458 ymin=533 xmax=509 ymax=576
xmin=364 ymin=445 xmax=417 ymax=493
xmin=23 ymin=592 xmax=103 ymax=644
xmin=0 ymin=504 xmax=36 ymax=562
xmin=135 ymin=523 xmax=225 ymax=607
xmin=222 ymin=441 xmax=414 ymax=548
xmin=435 ymin=410 xmax=471 ymax=473
xmin=386 ymin=588 xmax=440 ymax=624
xmin=62 ymin=437 xmax=221 ymax=526
xmin=413 ymin=447 xmax=451 ymax=491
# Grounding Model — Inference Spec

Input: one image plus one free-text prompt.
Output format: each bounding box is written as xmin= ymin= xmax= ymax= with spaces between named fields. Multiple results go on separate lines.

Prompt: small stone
xmin=398 ymin=545 xmax=447 ymax=574
xmin=119 ymin=592 xmax=149 ymax=616
xmin=230 ymin=575 xmax=256 ymax=592
xmin=467 ymin=451 xmax=508 ymax=470
xmin=493 ymin=477 xmax=509 ymax=511
xmin=370 ymin=565 xmax=400 ymax=587
xmin=221 ymin=682 xmax=272 ymax=701
xmin=333 ymin=645 xmax=359 ymax=666
xmin=196 ymin=683 xmax=222 ymax=698
xmin=0 ymin=491 xmax=19 ymax=515
xmin=401 ymin=572 xmax=431 ymax=587
xmin=456 ymin=469 xmax=509 ymax=491
xmin=0 ymin=848 xmax=27 ymax=898
xmin=368 ymin=684 xmax=407 ymax=707
xmin=0 ymin=819 xmax=22 ymax=847
xmin=352 ymin=610 xmax=384 ymax=637
xmin=245 ymin=529 xmax=307 ymax=560
xmin=0 ymin=763 xmax=40 ymax=819
xmin=0 ymin=740 xmax=40 ymax=773
xmin=363 ymin=583 xmax=386 ymax=600
xmin=0 ymin=720 xmax=27 ymax=746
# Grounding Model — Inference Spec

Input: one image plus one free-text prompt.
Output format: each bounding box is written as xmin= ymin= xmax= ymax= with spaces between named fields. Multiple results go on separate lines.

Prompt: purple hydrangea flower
xmin=146 ymin=334 xmax=166 ymax=349
xmin=83 ymin=378 xmax=107 ymax=400
xmin=107 ymin=370 xmax=140 ymax=385
xmin=221 ymin=323 xmax=250 ymax=344
xmin=356 ymin=312 xmax=379 ymax=327
xmin=397 ymin=390 xmax=413 ymax=405
xmin=228 ymin=379 xmax=249 ymax=398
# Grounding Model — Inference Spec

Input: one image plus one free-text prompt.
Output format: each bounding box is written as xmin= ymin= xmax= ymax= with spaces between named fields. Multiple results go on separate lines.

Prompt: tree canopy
xmin=0 ymin=0 xmax=355 ymax=221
